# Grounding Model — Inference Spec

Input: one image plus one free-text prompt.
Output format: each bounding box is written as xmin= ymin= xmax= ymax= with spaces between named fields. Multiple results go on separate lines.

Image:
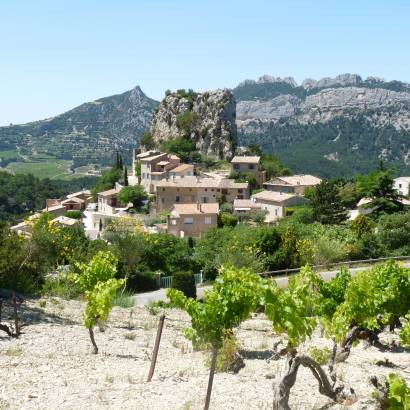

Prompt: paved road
xmin=133 ymin=262 xmax=410 ymax=306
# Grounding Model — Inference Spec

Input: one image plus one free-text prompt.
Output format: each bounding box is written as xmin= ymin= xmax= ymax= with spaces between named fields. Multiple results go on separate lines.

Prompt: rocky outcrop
xmin=150 ymin=89 xmax=237 ymax=159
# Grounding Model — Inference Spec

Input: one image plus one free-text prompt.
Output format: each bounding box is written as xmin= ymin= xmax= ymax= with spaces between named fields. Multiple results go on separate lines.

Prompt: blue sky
xmin=1 ymin=0 xmax=409 ymax=125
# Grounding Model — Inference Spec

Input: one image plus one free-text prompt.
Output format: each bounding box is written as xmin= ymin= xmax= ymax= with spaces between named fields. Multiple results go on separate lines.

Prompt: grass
xmin=0 ymin=149 xmax=19 ymax=160
xmin=113 ymin=289 xmax=135 ymax=308
xmin=6 ymin=159 xmax=72 ymax=179
xmin=5 ymin=347 xmax=23 ymax=357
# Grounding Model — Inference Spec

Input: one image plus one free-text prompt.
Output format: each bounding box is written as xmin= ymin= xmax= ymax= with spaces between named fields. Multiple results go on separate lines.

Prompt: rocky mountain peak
xmin=150 ymin=88 xmax=237 ymax=159
xmin=302 ymin=73 xmax=363 ymax=90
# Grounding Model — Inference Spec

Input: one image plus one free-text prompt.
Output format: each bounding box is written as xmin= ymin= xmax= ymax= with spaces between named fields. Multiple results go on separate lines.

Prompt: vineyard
xmin=1 ymin=258 xmax=410 ymax=409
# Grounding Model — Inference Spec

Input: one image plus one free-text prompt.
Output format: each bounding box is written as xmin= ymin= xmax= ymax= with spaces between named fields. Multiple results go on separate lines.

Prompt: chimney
xmin=196 ymin=176 xmax=200 ymax=183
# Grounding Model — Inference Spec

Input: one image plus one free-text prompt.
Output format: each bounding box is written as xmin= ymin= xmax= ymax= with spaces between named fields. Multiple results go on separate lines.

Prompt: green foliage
xmin=377 ymin=212 xmax=410 ymax=255
xmin=91 ymin=167 xmax=121 ymax=201
xmin=308 ymin=346 xmax=332 ymax=365
xmin=219 ymin=212 xmax=238 ymax=227
xmin=356 ymin=168 xmax=403 ymax=215
xmin=140 ymin=132 xmax=156 ymax=150
xmin=350 ymin=214 xmax=373 ymax=238
xmin=264 ymin=266 xmax=322 ymax=347
xmin=205 ymin=335 xmax=240 ymax=372
xmin=260 ymin=153 xmax=292 ymax=179
xmin=171 ymin=271 xmax=197 ymax=299
xmin=176 ymin=111 xmax=198 ymax=136
xmin=229 ymin=171 xmax=257 ymax=188
xmin=309 ymin=180 xmax=348 ymax=224
xmin=160 ymin=136 xmax=201 ymax=163
xmin=113 ymin=289 xmax=135 ymax=308
xmin=168 ymin=265 xmax=263 ymax=348
xmin=401 ymin=313 xmax=410 ymax=347
xmin=42 ymin=273 xmax=82 ymax=299
xmin=387 ymin=373 xmax=410 ymax=409
xmin=119 ymin=185 xmax=147 ymax=208
xmin=0 ymin=228 xmax=45 ymax=294
xmin=64 ymin=210 xmax=82 ymax=219
xmin=331 ymin=261 xmax=410 ymax=342
xmin=76 ymin=251 xmax=124 ymax=329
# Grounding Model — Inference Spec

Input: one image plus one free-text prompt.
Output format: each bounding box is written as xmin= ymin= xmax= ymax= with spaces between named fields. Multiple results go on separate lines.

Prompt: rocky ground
xmin=1 ymin=297 xmax=409 ymax=410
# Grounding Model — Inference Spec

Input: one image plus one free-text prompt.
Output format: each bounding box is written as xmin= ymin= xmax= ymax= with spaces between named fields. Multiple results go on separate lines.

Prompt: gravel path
xmin=1 ymin=298 xmax=409 ymax=410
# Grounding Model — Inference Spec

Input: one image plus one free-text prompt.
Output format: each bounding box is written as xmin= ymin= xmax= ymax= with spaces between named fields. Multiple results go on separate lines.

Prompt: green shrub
xmin=219 ymin=212 xmax=238 ymax=227
xmin=64 ymin=210 xmax=82 ymax=219
xmin=113 ymin=289 xmax=135 ymax=308
xmin=42 ymin=274 xmax=82 ymax=299
xmin=127 ymin=271 xmax=159 ymax=293
xmin=171 ymin=271 xmax=196 ymax=299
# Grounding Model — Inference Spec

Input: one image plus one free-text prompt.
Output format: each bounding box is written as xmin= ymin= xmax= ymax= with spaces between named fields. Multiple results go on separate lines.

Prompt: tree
xmin=140 ymin=132 xmax=156 ymax=150
xmin=171 ymin=271 xmax=196 ymax=299
xmin=118 ymin=185 xmax=147 ymax=209
xmin=123 ymin=167 xmax=128 ymax=186
xmin=356 ymin=167 xmax=402 ymax=215
xmin=309 ymin=180 xmax=348 ymax=224
xmin=91 ymin=167 xmax=122 ymax=201
xmin=168 ymin=265 xmax=263 ymax=409
xmin=76 ymin=251 xmax=124 ymax=353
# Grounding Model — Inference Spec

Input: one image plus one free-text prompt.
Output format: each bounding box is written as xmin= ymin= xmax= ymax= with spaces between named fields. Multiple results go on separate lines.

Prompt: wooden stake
xmin=147 ymin=314 xmax=165 ymax=382
xmin=204 ymin=347 xmax=218 ymax=410
xmin=88 ymin=327 xmax=98 ymax=354
xmin=12 ymin=294 xmax=20 ymax=337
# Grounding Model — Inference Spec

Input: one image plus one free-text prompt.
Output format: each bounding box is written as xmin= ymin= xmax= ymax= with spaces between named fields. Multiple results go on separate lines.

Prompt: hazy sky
xmin=1 ymin=0 xmax=409 ymax=125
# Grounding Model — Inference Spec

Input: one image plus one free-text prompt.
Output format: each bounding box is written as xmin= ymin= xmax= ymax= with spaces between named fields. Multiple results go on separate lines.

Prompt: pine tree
xmin=123 ymin=167 xmax=128 ymax=186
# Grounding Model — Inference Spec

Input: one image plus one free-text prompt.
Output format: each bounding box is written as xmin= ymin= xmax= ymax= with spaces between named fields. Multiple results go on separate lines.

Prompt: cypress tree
xmin=119 ymin=154 xmax=123 ymax=170
xmin=124 ymin=167 xmax=128 ymax=186
xmin=99 ymin=219 xmax=103 ymax=232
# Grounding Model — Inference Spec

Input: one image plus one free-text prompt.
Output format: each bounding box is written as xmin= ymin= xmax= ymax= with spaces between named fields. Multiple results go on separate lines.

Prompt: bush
xmin=113 ymin=289 xmax=135 ymax=308
xmin=64 ymin=210 xmax=82 ymax=219
xmin=42 ymin=273 xmax=82 ymax=299
xmin=127 ymin=271 xmax=159 ymax=293
xmin=171 ymin=271 xmax=196 ymax=299
xmin=219 ymin=212 xmax=238 ymax=227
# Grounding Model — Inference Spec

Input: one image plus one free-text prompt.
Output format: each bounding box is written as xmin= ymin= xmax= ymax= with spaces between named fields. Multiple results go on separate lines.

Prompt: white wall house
xmin=394 ymin=177 xmax=410 ymax=197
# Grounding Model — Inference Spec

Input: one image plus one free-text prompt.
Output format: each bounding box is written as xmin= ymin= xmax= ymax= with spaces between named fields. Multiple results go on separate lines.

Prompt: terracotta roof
xmin=252 ymin=190 xmax=299 ymax=203
xmin=157 ymin=176 xmax=248 ymax=190
xmin=233 ymin=199 xmax=261 ymax=209
xmin=171 ymin=164 xmax=194 ymax=173
xmin=62 ymin=197 xmax=84 ymax=204
xmin=67 ymin=190 xmax=91 ymax=199
xmin=231 ymin=156 xmax=260 ymax=164
xmin=157 ymin=176 xmax=220 ymax=188
xmin=171 ymin=203 xmax=219 ymax=216
xmin=98 ymin=188 xmax=119 ymax=197
xmin=264 ymin=175 xmax=322 ymax=187
xmin=219 ymin=179 xmax=249 ymax=189
xmin=44 ymin=204 xmax=65 ymax=212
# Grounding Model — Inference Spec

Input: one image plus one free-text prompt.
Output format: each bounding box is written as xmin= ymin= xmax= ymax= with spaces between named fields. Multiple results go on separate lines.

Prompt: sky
xmin=1 ymin=0 xmax=409 ymax=125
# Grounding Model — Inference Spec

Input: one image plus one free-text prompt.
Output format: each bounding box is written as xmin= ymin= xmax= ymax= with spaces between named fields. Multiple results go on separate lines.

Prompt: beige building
xmin=230 ymin=156 xmax=266 ymax=186
xmin=133 ymin=150 xmax=181 ymax=194
xmin=233 ymin=199 xmax=262 ymax=215
xmin=98 ymin=187 xmax=121 ymax=215
xmin=251 ymin=190 xmax=307 ymax=222
xmin=156 ymin=176 xmax=249 ymax=211
xmin=263 ymin=174 xmax=322 ymax=195
xmin=167 ymin=203 xmax=219 ymax=238
xmin=169 ymin=163 xmax=195 ymax=179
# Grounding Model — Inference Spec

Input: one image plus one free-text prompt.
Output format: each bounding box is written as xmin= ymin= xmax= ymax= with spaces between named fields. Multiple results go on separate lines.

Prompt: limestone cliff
xmin=150 ymin=89 xmax=237 ymax=159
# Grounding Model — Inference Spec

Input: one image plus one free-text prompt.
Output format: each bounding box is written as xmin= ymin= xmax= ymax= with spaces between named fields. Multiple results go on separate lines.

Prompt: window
xmin=234 ymin=164 xmax=240 ymax=170
xmin=184 ymin=217 xmax=193 ymax=224
xmin=162 ymin=188 xmax=165 ymax=192
xmin=170 ymin=219 xmax=177 ymax=225
xmin=222 ymin=189 xmax=228 ymax=195
xmin=238 ymin=189 xmax=243 ymax=193
xmin=248 ymin=164 xmax=254 ymax=170
xmin=202 ymin=197 xmax=208 ymax=203
xmin=205 ymin=217 xmax=212 ymax=225
xmin=161 ymin=198 xmax=165 ymax=204
xmin=175 ymin=196 xmax=180 ymax=203
xmin=205 ymin=188 xmax=208 ymax=192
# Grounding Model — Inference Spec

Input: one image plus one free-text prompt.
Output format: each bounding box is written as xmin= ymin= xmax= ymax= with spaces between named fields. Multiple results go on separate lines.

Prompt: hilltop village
xmin=10 ymin=148 xmax=324 ymax=240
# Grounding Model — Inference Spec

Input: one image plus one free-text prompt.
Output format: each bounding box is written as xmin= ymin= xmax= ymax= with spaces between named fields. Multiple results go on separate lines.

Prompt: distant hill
xmin=234 ymin=74 xmax=410 ymax=177
xmin=2 ymin=74 xmax=410 ymax=179
xmin=0 ymin=86 xmax=158 ymax=168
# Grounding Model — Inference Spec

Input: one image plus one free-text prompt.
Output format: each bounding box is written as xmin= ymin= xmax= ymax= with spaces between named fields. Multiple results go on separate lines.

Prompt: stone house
xmin=263 ymin=174 xmax=322 ymax=195
xmin=394 ymin=177 xmax=410 ymax=197
xmin=155 ymin=176 xmax=249 ymax=212
xmin=98 ymin=187 xmax=121 ymax=215
xmin=133 ymin=150 xmax=181 ymax=194
xmin=230 ymin=156 xmax=266 ymax=186
xmin=167 ymin=203 xmax=219 ymax=238
xmin=251 ymin=190 xmax=307 ymax=222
